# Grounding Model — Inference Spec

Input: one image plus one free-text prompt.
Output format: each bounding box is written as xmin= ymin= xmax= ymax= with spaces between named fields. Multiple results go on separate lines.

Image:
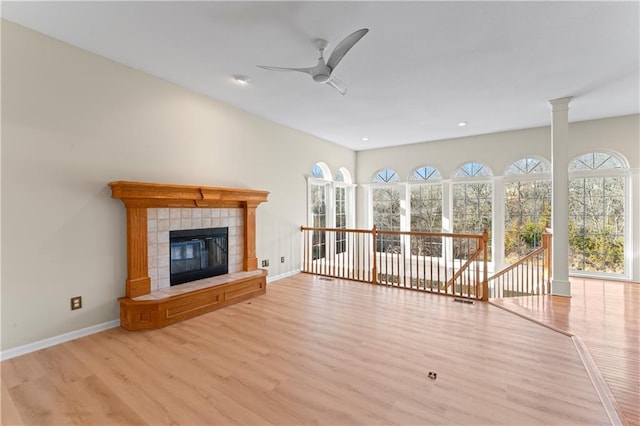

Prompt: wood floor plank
xmin=491 ymin=277 xmax=640 ymax=426
xmin=0 ymin=380 xmax=23 ymax=425
xmin=2 ymin=274 xmax=615 ymax=425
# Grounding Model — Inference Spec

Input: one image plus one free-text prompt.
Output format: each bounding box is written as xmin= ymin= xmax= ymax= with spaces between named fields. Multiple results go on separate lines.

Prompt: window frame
xmin=503 ymin=157 xmax=552 ymax=264
xmin=567 ymin=151 xmax=630 ymax=278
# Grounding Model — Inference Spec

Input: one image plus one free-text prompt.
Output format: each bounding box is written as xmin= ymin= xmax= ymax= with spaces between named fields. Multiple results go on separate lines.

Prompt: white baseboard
xmin=267 ymin=269 xmax=301 ymax=283
xmin=0 ymin=319 xmax=120 ymax=361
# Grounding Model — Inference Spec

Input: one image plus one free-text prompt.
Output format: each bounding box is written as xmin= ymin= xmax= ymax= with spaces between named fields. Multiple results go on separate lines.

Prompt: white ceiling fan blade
xmin=327 ymin=28 xmax=369 ymax=71
xmin=257 ymin=65 xmax=315 ymax=76
xmin=326 ymin=77 xmax=347 ymax=95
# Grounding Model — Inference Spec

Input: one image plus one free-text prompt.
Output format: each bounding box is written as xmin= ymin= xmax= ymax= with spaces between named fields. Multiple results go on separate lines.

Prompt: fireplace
xmin=170 ymin=227 xmax=228 ymax=285
xmin=110 ymin=181 xmax=269 ymax=330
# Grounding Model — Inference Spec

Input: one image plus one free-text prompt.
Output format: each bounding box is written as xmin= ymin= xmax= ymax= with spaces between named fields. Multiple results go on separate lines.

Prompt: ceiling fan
xmin=257 ymin=28 xmax=369 ymax=95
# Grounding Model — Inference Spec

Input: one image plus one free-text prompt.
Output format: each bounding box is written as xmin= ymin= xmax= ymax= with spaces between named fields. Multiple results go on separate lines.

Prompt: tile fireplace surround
xmin=109 ymin=181 xmax=269 ymax=330
xmin=147 ymin=207 xmax=244 ymax=290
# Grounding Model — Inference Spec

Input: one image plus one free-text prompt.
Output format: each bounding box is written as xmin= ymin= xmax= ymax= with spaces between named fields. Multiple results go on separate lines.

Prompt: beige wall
xmin=1 ymin=21 xmax=355 ymax=351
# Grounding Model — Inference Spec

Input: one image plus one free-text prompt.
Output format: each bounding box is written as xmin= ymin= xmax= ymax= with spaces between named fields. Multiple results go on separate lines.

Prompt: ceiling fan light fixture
xmin=233 ymin=75 xmax=250 ymax=85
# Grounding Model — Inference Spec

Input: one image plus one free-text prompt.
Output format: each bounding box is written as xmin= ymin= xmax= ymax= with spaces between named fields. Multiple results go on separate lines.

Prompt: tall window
xmin=310 ymin=163 xmax=331 ymax=260
xmin=372 ymin=169 xmax=401 ymax=231
xmin=569 ymin=152 xmax=627 ymax=275
xmin=409 ymin=166 xmax=443 ymax=256
xmin=409 ymin=166 xmax=443 ymax=232
xmin=452 ymin=162 xmax=493 ymax=259
xmin=335 ymin=168 xmax=351 ymax=254
xmin=504 ymin=158 xmax=551 ymax=263
xmin=371 ymin=169 xmax=401 ymax=252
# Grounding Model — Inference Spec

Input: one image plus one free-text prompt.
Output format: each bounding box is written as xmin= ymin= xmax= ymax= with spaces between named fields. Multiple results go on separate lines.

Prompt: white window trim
xmin=567 ymin=168 xmax=631 ymax=280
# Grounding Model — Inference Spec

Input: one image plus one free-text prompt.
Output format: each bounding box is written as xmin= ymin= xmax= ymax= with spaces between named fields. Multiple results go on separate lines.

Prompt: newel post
xmin=481 ymin=230 xmax=489 ymax=301
xmin=371 ymin=226 xmax=378 ymax=284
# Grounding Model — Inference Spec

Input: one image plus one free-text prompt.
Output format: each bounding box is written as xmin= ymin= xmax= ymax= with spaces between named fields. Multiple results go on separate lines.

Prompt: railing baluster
xmin=301 ymin=227 xmax=500 ymax=301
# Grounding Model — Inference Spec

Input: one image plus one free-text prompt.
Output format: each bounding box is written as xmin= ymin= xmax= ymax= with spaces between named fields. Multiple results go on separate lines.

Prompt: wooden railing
xmin=301 ymin=226 xmax=489 ymax=300
xmin=487 ymin=231 xmax=552 ymax=298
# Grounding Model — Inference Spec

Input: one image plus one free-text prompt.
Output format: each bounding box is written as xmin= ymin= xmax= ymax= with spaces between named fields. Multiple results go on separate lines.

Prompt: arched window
xmin=335 ymin=167 xmax=352 ymax=183
xmin=568 ymin=152 xmax=627 ymax=275
xmin=504 ymin=157 xmax=551 ymax=263
xmin=372 ymin=169 xmax=400 ymax=183
xmin=307 ymin=163 xmax=355 ymax=259
xmin=452 ymin=162 xmax=493 ymax=259
xmin=453 ymin=162 xmax=491 ymax=179
xmin=409 ymin=166 xmax=442 ymax=232
xmin=312 ymin=162 xmax=332 ymax=180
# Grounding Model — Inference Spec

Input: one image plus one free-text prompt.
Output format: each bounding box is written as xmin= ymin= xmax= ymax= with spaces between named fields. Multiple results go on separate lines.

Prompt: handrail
xmin=445 ymin=246 xmax=482 ymax=289
xmin=487 ymin=231 xmax=552 ymax=298
xmin=301 ymin=226 xmax=484 ymax=239
xmin=488 ymin=246 xmax=545 ymax=282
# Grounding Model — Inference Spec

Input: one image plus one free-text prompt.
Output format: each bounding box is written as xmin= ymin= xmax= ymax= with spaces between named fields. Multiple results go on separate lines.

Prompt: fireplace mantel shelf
xmin=109 ymin=181 xmax=269 ymax=208
xmin=109 ymin=181 xmax=269 ymax=330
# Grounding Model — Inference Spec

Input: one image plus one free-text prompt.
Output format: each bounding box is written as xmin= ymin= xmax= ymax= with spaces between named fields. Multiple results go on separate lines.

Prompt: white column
xmin=493 ymin=176 xmax=505 ymax=272
xmin=549 ymin=97 xmax=572 ymax=297
xmin=400 ymin=182 xmax=410 ymax=232
xmin=441 ymin=180 xmax=452 ymax=233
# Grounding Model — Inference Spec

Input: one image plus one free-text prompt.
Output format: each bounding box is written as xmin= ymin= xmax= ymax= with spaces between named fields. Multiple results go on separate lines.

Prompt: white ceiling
xmin=3 ymin=1 xmax=639 ymax=151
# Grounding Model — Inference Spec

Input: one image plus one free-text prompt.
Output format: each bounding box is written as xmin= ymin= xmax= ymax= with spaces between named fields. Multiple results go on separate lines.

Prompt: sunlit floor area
xmin=1 ymin=274 xmax=620 ymax=425
xmin=490 ymin=277 xmax=640 ymax=426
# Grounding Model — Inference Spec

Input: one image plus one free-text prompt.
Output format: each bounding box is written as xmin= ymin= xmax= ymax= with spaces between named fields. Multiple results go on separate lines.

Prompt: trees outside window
xmin=308 ymin=163 xmax=355 ymax=259
xmin=504 ymin=158 xmax=551 ymax=263
xmin=568 ymin=152 xmax=626 ymax=274
xmin=309 ymin=163 xmax=331 ymax=260
xmin=371 ymin=169 xmax=401 ymax=252
xmin=409 ymin=166 xmax=443 ymax=256
xmin=335 ymin=168 xmax=350 ymax=254
xmin=452 ymin=162 xmax=492 ymax=259
xmin=410 ymin=166 xmax=442 ymax=232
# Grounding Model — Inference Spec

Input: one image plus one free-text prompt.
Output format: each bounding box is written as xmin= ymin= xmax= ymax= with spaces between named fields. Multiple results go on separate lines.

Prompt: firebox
xmin=169 ymin=227 xmax=228 ymax=285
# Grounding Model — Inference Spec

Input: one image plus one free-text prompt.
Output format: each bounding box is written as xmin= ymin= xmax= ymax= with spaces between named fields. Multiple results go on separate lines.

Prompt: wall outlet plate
xmin=261 ymin=260 xmax=269 ymax=267
xmin=70 ymin=296 xmax=82 ymax=310
xmin=281 ymin=256 xmax=285 ymax=263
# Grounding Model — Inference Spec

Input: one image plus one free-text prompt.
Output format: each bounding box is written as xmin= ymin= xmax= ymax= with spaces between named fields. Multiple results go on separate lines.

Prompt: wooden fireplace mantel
xmin=109 ymin=181 xmax=269 ymax=330
xmin=109 ymin=181 xmax=269 ymax=209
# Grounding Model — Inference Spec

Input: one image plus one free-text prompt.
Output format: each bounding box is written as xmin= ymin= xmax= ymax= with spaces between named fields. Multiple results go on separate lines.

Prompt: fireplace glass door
xmin=170 ymin=227 xmax=228 ymax=285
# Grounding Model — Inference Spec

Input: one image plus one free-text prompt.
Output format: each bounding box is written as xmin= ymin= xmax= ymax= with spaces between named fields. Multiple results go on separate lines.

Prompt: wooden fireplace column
xmin=126 ymin=207 xmax=150 ymax=298
xmin=109 ymin=181 xmax=269 ymax=329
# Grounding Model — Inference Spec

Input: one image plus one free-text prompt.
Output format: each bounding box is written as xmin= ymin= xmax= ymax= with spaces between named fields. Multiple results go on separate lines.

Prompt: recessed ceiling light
xmin=458 ymin=122 xmax=468 ymax=127
xmin=233 ymin=75 xmax=250 ymax=85
xmin=362 ymin=137 xmax=369 ymax=141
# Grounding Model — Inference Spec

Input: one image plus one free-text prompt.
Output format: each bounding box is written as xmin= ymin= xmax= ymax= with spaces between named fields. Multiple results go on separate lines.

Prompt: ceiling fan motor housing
xmin=313 ymin=73 xmax=330 ymax=83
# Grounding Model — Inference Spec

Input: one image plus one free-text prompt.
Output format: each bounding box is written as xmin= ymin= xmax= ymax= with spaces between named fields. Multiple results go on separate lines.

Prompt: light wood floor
xmin=491 ymin=277 xmax=640 ymax=426
xmin=1 ymin=274 xmax=616 ymax=425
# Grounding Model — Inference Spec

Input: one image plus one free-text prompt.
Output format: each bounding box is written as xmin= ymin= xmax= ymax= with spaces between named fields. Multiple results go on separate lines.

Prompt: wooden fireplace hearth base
xmin=119 ymin=270 xmax=267 ymax=330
